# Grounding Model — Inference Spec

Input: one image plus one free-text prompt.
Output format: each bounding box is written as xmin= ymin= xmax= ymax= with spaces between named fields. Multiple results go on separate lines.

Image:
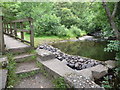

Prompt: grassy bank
xmin=22 ymin=33 xmax=76 ymax=47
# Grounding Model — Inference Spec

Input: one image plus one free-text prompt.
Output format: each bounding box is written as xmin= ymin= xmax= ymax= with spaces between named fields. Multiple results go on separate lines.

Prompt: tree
xmin=102 ymin=0 xmax=120 ymax=40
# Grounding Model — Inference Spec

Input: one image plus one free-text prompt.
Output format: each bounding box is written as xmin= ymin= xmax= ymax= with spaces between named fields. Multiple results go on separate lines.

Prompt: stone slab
xmin=77 ymin=64 xmax=108 ymax=80
xmin=91 ymin=64 xmax=108 ymax=79
xmin=14 ymin=54 xmax=36 ymax=63
xmin=0 ymin=69 xmax=8 ymax=90
xmin=37 ymin=57 xmax=103 ymax=89
xmin=105 ymin=60 xmax=116 ymax=69
xmin=36 ymin=49 xmax=55 ymax=61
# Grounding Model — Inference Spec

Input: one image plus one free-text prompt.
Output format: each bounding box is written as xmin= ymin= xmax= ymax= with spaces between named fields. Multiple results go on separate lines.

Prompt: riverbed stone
xmin=105 ymin=60 xmax=116 ymax=69
xmin=91 ymin=64 xmax=108 ymax=79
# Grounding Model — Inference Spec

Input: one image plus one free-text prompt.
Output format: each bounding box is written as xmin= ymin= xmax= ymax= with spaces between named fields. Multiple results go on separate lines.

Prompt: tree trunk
xmin=102 ymin=0 xmax=120 ymax=40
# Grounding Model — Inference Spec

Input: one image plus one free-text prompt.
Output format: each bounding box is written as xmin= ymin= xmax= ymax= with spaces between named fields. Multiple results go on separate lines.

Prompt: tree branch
xmin=112 ymin=2 xmax=118 ymax=18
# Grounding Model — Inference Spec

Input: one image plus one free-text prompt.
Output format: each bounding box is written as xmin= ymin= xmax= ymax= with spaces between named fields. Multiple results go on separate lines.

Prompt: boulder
xmin=77 ymin=69 xmax=94 ymax=81
xmin=91 ymin=64 xmax=108 ymax=79
xmin=105 ymin=60 xmax=116 ymax=69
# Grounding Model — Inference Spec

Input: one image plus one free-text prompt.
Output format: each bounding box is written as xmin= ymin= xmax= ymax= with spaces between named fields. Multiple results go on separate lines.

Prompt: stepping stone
xmin=14 ymin=54 xmax=36 ymax=63
xmin=16 ymin=60 xmax=39 ymax=74
xmin=0 ymin=69 xmax=8 ymax=90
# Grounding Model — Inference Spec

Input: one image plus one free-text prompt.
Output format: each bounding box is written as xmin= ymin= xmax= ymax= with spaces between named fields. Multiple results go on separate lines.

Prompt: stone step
xmin=14 ymin=73 xmax=54 ymax=88
xmin=14 ymin=54 xmax=36 ymax=63
xmin=37 ymin=58 xmax=103 ymax=89
xmin=6 ymin=46 xmax=32 ymax=54
xmin=16 ymin=60 xmax=39 ymax=74
xmin=36 ymin=49 xmax=55 ymax=61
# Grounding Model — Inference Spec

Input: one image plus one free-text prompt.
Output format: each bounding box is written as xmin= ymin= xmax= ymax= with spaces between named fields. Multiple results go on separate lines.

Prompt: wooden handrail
xmin=3 ymin=18 xmax=34 ymax=47
xmin=12 ymin=18 xmax=33 ymax=23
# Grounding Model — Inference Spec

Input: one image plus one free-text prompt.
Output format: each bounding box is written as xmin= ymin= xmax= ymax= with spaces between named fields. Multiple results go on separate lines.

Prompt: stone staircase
xmin=0 ymin=46 xmax=54 ymax=89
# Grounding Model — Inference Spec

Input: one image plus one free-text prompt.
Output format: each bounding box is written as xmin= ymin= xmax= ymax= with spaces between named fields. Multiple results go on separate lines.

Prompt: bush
xmin=55 ymin=25 xmax=69 ymax=37
xmin=57 ymin=7 xmax=80 ymax=28
xmin=34 ymin=14 xmax=61 ymax=36
xmin=70 ymin=25 xmax=82 ymax=38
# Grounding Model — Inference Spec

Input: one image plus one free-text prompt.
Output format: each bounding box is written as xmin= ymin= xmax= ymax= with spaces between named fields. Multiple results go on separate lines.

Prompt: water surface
xmin=52 ymin=41 xmax=116 ymax=61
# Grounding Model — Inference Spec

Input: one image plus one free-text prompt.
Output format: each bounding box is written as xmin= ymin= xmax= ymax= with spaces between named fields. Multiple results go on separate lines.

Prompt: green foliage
xmin=18 ymin=70 xmax=39 ymax=79
xmin=35 ymin=14 xmax=61 ymax=36
xmin=70 ymin=25 xmax=86 ymax=38
xmin=36 ymin=61 xmax=48 ymax=77
xmin=55 ymin=25 xmax=69 ymax=37
xmin=59 ymin=8 xmax=80 ymax=28
xmin=104 ymin=41 xmax=120 ymax=52
xmin=53 ymin=77 xmax=69 ymax=89
xmin=6 ymin=53 xmax=17 ymax=88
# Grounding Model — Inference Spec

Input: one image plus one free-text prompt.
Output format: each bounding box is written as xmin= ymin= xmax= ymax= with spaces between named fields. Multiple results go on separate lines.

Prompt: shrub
xmin=34 ymin=14 xmax=61 ymax=36
xmin=70 ymin=25 xmax=82 ymax=38
xmin=55 ymin=25 xmax=69 ymax=37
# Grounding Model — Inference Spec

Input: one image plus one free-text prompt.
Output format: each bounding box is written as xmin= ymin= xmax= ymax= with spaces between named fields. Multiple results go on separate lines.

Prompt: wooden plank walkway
xmin=4 ymin=35 xmax=31 ymax=53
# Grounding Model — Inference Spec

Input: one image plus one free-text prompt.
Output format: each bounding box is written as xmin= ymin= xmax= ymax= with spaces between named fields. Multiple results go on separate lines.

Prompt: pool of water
xmin=52 ymin=40 xmax=116 ymax=61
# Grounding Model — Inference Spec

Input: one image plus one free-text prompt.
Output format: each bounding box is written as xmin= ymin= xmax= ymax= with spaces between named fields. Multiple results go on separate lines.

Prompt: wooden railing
xmin=3 ymin=18 xmax=34 ymax=47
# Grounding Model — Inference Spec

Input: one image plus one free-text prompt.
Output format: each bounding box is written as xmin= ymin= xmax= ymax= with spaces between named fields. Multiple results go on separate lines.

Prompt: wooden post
xmin=14 ymin=22 xmax=17 ymax=37
xmin=20 ymin=22 xmax=24 ymax=40
xmin=10 ymin=22 xmax=12 ymax=35
xmin=29 ymin=20 xmax=34 ymax=47
xmin=0 ymin=16 xmax=4 ymax=54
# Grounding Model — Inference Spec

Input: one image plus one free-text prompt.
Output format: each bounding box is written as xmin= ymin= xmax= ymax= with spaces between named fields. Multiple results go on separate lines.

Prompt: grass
xmin=25 ymin=34 xmax=74 ymax=47
xmin=17 ymin=31 xmax=87 ymax=48
xmin=18 ymin=33 xmax=77 ymax=47
xmin=52 ymin=77 xmax=70 ymax=89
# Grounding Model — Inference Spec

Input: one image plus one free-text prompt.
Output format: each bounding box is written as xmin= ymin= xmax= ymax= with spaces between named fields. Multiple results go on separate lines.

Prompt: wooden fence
xmin=3 ymin=18 xmax=34 ymax=47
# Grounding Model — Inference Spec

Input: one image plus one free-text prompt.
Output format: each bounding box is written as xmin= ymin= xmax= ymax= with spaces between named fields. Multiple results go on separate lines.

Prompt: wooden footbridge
xmin=0 ymin=16 xmax=34 ymax=54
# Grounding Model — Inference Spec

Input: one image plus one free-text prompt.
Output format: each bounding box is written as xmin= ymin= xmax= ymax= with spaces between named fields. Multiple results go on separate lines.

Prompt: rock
xmin=68 ymin=63 xmax=75 ymax=68
xmin=0 ymin=57 xmax=8 ymax=68
xmin=75 ymin=63 xmax=79 ymax=68
xmin=91 ymin=64 xmax=108 ymax=79
xmin=57 ymin=57 xmax=63 ymax=61
xmin=77 ymin=69 xmax=94 ymax=81
xmin=105 ymin=60 xmax=116 ymax=69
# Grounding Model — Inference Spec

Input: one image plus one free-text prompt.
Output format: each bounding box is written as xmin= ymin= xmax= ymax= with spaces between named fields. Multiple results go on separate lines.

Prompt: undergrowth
xmin=6 ymin=53 xmax=17 ymax=88
xmin=52 ymin=77 xmax=69 ymax=89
